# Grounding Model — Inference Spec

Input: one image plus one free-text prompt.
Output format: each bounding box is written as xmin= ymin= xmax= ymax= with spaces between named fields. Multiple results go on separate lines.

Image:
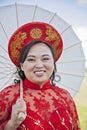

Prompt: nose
xmin=35 ymin=60 xmax=43 ymax=68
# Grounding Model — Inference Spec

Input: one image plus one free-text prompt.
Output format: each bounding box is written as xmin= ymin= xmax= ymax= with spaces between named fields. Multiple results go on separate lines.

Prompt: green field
xmin=74 ymin=69 xmax=87 ymax=130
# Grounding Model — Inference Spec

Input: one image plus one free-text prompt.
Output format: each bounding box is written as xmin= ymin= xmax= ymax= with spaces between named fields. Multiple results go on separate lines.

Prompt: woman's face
xmin=21 ymin=43 xmax=54 ymax=87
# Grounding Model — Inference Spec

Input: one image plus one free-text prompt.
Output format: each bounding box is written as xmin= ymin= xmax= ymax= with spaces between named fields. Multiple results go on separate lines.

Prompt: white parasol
xmin=0 ymin=3 xmax=85 ymax=97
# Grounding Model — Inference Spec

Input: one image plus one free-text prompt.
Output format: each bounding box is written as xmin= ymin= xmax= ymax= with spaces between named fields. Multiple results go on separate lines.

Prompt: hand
xmin=10 ymin=98 xmax=26 ymax=128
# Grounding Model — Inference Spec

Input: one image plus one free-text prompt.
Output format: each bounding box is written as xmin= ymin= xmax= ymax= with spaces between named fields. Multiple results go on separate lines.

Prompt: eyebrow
xmin=27 ymin=55 xmax=35 ymax=58
xmin=27 ymin=54 xmax=50 ymax=58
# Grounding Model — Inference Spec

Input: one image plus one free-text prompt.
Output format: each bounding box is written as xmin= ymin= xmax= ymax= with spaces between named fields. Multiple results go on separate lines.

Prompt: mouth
xmin=34 ymin=70 xmax=46 ymax=77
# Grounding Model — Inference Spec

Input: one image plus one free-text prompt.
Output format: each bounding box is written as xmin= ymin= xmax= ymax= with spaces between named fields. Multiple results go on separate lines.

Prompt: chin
xmin=34 ymin=79 xmax=46 ymax=85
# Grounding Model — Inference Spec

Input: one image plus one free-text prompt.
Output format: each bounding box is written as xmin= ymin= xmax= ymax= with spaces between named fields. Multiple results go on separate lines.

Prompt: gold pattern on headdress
xmin=10 ymin=32 xmax=27 ymax=61
xmin=45 ymin=25 xmax=61 ymax=59
xmin=45 ymin=26 xmax=60 ymax=41
xmin=30 ymin=28 xmax=42 ymax=39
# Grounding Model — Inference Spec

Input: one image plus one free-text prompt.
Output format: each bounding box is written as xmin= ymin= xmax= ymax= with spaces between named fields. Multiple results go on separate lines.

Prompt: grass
xmin=74 ymin=69 xmax=87 ymax=130
xmin=77 ymin=106 xmax=87 ymax=130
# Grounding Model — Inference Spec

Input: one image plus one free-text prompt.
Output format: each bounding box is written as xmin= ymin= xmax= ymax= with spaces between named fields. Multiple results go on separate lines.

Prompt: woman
xmin=0 ymin=22 xmax=81 ymax=130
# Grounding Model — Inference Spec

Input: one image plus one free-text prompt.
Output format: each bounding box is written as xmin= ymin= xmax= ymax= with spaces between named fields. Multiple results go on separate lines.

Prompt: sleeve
xmin=0 ymin=85 xmax=19 ymax=130
xmin=62 ymin=89 xmax=81 ymax=130
xmin=0 ymin=88 xmax=10 ymax=129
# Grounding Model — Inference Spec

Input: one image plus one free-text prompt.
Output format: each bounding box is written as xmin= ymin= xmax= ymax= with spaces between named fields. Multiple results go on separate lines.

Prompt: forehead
xmin=28 ymin=43 xmax=53 ymax=55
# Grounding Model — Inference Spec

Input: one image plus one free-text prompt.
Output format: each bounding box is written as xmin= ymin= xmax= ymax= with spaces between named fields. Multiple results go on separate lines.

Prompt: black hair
xmin=15 ymin=40 xmax=57 ymax=85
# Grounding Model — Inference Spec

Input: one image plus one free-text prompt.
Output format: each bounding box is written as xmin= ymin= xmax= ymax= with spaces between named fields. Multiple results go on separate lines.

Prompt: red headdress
xmin=8 ymin=22 xmax=63 ymax=66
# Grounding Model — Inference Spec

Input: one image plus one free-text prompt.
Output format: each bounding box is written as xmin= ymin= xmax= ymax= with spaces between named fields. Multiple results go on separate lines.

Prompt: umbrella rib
xmin=0 ymin=45 xmax=15 ymax=66
xmin=0 ymin=22 xmax=8 ymax=40
xmin=15 ymin=2 xmax=19 ymax=28
xmin=0 ymin=71 xmax=16 ymax=80
xmin=0 ymin=62 xmax=14 ymax=69
xmin=0 ymin=75 xmax=15 ymax=91
xmin=61 ymin=24 xmax=71 ymax=35
xmin=0 ymin=63 xmax=16 ymax=70
xmin=57 ymin=72 xmax=85 ymax=77
xmin=49 ymin=13 xmax=56 ymax=23
xmin=0 ymin=44 xmax=8 ymax=53
xmin=57 ymin=59 xmax=85 ymax=64
xmin=0 ymin=62 xmax=15 ymax=68
xmin=0 ymin=66 xmax=16 ymax=71
xmin=0 ymin=54 xmax=12 ymax=62
xmin=0 ymin=69 xmax=16 ymax=73
xmin=57 ymin=82 xmax=79 ymax=92
xmin=0 ymin=60 xmax=11 ymax=65
xmin=0 ymin=55 xmax=16 ymax=67
xmin=32 ymin=5 xmax=37 ymax=22
xmin=63 ymin=41 xmax=81 ymax=50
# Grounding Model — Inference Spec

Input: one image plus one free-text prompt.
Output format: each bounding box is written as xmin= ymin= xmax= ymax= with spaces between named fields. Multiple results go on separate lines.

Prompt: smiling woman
xmin=20 ymin=41 xmax=55 ymax=87
xmin=0 ymin=22 xmax=81 ymax=130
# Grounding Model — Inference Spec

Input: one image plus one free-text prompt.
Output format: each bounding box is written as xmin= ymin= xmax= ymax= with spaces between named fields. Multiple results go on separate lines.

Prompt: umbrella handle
xmin=18 ymin=79 xmax=26 ymax=121
xmin=19 ymin=79 xmax=23 ymax=100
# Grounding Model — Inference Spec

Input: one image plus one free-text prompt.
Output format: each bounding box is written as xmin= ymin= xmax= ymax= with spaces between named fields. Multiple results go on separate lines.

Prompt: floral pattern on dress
xmin=0 ymin=79 xmax=81 ymax=130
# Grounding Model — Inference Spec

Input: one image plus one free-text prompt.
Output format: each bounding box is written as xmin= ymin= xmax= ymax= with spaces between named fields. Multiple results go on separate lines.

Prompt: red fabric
xmin=0 ymin=79 xmax=81 ymax=130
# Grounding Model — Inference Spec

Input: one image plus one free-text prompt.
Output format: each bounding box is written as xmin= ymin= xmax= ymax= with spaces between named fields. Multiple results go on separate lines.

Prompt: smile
xmin=34 ymin=70 xmax=46 ymax=76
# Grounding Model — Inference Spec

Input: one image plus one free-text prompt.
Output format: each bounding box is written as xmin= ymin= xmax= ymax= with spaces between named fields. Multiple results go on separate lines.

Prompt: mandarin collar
xmin=23 ymin=78 xmax=51 ymax=90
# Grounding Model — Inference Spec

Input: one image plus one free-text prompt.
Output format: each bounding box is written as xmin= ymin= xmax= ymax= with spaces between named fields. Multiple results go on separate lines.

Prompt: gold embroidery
xmin=30 ymin=28 xmax=42 ymax=39
xmin=19 ymin=124 xmax=27 ymax=130
xmin=45 ymin=25 xmax=60 ymax=42
xmin=10 ymin=32 xmax=27 ymax=61
xmin=45 ymin=25 xmax=61 ymax=59
xmin=56 ymin=110 xmax=72 ymax=130
xmin=27 ymin=115 xmax=45 ymax=130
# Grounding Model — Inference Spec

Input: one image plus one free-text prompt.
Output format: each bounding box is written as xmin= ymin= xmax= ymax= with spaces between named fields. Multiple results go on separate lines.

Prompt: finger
xmin=12 ymin=104 xmax=26 ymax=122
xmin=16 ymin=99 xmax=26 ymax=109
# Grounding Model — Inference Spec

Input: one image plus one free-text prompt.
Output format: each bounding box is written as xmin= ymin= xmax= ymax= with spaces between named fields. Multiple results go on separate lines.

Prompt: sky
xmin=0 ymin=0 xmax=87 ymax=67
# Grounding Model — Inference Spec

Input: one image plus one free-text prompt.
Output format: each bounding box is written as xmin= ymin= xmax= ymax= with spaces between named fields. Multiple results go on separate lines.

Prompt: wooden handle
xmin=20 ymin=79 xmax=23 ymax=100
xmin=18 ymin=79 xmax=26 ymax=121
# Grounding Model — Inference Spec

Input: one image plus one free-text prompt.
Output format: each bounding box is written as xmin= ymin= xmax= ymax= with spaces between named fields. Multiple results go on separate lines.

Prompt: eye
xmin=26 ymin=58 xmax=35 ymax=62
xmin=42 ymin=57 xmax=50 ymax=61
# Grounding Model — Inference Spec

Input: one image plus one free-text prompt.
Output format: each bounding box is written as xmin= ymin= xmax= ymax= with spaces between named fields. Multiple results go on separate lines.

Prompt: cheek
xmin=23 ymin=64 xmax=34 ymax=79
xmin=46 ymin=62 xmax=54 ymax=71
xmin=22 ymin=62 xmax=33 ymax=72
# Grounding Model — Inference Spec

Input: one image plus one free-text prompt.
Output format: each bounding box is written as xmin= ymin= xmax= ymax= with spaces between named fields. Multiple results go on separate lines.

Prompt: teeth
xmin=34 ymin=70 xmax=46 ymax=77
xmin=34 ymin=70 xmax=46 ymax=74
xmin=35 ymin=71 xmax=44 ymax=74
